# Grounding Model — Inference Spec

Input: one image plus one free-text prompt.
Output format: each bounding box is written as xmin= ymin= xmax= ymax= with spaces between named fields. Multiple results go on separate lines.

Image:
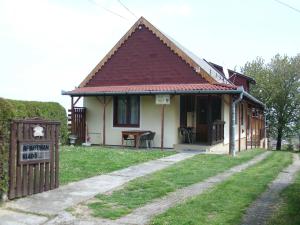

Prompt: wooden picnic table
xmin=121 ymin=130 xmax=151 ymax=148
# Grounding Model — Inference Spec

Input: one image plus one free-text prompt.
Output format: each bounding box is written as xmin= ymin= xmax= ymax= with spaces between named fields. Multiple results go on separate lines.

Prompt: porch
xmin=64 ymin=82 xmax=266 ymax=154
xmin=178 ymin=95 xmax=225 ymax=146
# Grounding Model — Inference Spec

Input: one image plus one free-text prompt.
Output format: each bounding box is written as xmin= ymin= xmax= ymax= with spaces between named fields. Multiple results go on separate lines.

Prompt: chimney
xmin=222 ymin=66 xmax=230 ymax=79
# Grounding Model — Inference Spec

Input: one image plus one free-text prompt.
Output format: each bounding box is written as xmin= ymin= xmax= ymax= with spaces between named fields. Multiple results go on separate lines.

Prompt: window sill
xmin=113 ymin=124 xmax=140 ymax=128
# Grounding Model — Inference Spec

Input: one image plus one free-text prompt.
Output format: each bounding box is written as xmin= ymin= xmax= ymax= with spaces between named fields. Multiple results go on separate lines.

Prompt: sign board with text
xmin=155 ymin=95 xmax=170 ymax=105
xmin=19 ymin=142 xmax=52 ymax=164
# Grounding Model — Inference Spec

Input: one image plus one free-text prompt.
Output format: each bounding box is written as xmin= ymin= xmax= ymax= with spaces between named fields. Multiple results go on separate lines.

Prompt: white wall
xmin=84 ymin=94 xmax=250 ymax=151
xmin=84 ymin=95 xmax=180 ymax=148
xmin=223 ymin=94 xmax=230 ymax=145
xmin=84 ymin=96 xmax=102 ymax=144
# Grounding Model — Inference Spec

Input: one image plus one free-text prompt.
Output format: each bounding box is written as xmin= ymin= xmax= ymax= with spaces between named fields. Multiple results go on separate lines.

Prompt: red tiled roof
xmin=65 ymin=83 xmax=238 ymax=95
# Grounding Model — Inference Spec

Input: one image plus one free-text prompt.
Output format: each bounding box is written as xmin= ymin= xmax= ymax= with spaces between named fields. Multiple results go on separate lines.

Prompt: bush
xmin=0 ymin=99 xmax=14 ymax=200
xmin=286 ymin=144 xmax=294 ymax=151
xmin=0 ymin=97 xmax=68 ymax=200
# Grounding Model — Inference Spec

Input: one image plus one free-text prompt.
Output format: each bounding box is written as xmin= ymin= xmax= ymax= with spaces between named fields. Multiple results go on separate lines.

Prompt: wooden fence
xmin=68 ymin=107 xmax=86 ymax=143
xmin=8 ymin=119 xmax=60 ymax=200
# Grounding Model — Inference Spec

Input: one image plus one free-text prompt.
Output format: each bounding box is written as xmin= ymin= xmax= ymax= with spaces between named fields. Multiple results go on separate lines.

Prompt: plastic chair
xmin=140 ymin=132 xmax=156 ymax=149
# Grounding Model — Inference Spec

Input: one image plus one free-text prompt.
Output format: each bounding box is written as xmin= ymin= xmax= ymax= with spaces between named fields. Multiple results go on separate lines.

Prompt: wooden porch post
xmin=161 ymin=104 xmax=165 ymax=149
xmin=254 ymin=112 xmax=257 ymax=148
xmin=258 ymin=114 xmax=261 ymax=147
xmin=229 ymin=95 xmax=232 ymax=154
xmin=207 ymin=95 xmax=212 ymax=145
xmin=245 ymin=103 xmax=248 ymax=150
xmin=71 ymin=96 xmax=74 ymax=134
xmin=103 ymin=96 xmax=106 ymax=146
xmin=238 ymin=103 xmax=241 ymax=152
xmin=250 ymin=108 xmax=253 ymax=149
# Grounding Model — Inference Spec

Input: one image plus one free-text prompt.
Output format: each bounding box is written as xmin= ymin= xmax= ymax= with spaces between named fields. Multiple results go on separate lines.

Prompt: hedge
xmin=0 ymin=98 xmax=68 ymax=200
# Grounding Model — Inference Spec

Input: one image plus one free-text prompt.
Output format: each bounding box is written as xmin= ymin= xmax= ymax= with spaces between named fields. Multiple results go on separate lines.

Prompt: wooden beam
xmin=73 ymin=97 xmax=82 ymax=107
xmin=161 ymin=104 xmax=165 ymax=149
xmin=103 ymin=96 xmax=106 ymax=146
xmin=245 ymin=103 xmax=248 ymax=150
xmin=238 ymin=103 xmax=241 ymax=152
xmin=207 ymin=95 xmax=212 ymax=145
xmin=250 ymin=108 xmax=253 ymax=149
xmin=254 ymin=115 xmax=257 ymax=148
xmin=71 ymin=97 xmax=74 ymax=134
xmin=96 ymin=96 xmax=104 ymax=105
xmin=229 ymin=95 xmax=232 ymax=155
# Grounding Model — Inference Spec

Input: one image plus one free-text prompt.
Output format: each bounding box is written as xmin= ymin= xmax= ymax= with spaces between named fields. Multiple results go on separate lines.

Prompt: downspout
xmin=230 ymin=87 xmax=244 ymax=156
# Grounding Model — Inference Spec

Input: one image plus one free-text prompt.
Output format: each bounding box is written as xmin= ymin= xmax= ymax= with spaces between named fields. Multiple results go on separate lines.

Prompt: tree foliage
xmin=242 ymin=54 xmax=300 ymax=150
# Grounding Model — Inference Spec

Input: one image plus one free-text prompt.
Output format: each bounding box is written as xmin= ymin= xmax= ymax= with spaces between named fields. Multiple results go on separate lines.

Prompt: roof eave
xmin=62 ymin=89 xmax=241 ymax=96
xmin=243 ymin=91 xmax=265 ymax=108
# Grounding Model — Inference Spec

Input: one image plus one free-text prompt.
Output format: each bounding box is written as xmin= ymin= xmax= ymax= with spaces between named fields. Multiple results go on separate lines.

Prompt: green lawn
xmin=88 ymin=149 xmax=264 ymax=219
xmin=267 ymin=164 xmax=300 ymax=225
xmin=59 ymin=146 xmax=175 ymax=185
xmin=151 ymin=151 xmax=292 ymax=225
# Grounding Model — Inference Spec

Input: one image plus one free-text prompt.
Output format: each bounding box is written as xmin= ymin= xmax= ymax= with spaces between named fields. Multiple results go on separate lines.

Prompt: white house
xmin=63 ymin=17 xmax=266 ymax=154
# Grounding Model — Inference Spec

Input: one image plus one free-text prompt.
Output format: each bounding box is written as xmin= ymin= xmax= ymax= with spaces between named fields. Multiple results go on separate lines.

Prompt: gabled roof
xmin=62 ymin=17 xmax=265 ymax=108
xmin=79 ymin=17 xmax=230 ymax=88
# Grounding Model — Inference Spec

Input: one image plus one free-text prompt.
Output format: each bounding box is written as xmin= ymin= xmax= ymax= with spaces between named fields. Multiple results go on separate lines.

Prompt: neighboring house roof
xmin=208 ymin=61 xmax=256 ymax=84
xmin=64 ymin=83 xmax=238 ymax=96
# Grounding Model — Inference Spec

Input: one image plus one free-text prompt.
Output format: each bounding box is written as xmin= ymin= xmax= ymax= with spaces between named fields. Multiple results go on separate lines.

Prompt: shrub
xmin=0 ymin=98 xmax=67 ymax=200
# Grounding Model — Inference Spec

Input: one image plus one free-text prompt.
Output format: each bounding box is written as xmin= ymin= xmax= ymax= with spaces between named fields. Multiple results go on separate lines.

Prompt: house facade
xmin=63 ymin=17 xmax=266 ymax=154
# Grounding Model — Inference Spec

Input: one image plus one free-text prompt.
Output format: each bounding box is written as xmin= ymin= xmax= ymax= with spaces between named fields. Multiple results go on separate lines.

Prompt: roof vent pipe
xmin=230 ymin=87 xmax=244 ymax=156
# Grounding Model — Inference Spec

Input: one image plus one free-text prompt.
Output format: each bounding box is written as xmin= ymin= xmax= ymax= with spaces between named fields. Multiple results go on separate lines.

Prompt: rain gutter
xmin=61 ymin=89 xmax=242 ymax=96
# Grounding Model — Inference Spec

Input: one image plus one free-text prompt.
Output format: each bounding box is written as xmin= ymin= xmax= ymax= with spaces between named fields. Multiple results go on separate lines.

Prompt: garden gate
xmin=8 ymin=119 xmax=60 ymax=200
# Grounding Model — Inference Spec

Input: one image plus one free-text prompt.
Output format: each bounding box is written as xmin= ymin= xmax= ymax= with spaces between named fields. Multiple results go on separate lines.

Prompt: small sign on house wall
xmin=155 ymin=95 xmax=170 ymax=105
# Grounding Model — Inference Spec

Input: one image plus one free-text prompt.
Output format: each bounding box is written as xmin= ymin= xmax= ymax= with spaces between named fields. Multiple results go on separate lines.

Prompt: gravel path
xmin=47 ymin=151 xmax=271 ymax=225
xmin=241 ymin=153 xmax=300 ymax=225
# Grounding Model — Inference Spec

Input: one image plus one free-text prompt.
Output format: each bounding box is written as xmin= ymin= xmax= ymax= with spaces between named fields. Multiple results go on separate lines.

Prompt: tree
xmin=242 ymin=54 xmax=300 ymax=150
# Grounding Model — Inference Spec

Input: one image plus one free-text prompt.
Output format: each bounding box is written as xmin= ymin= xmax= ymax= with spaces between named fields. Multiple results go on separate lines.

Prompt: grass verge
xmin=88 ymin=149 xmax=264 ymax=219
xmin=59 ymin=146 xmax=175 ymax=185
xmin=267 ymin=167 xmax=300 ymax=225
xmin=151 ymin=151 xmax=292 ymax=225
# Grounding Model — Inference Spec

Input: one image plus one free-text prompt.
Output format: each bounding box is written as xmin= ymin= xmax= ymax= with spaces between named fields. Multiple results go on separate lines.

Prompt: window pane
xmin=117 ymin=96 xmax=127 ymax=124
xmin=130 ymin=96 xmax=139 ymax=124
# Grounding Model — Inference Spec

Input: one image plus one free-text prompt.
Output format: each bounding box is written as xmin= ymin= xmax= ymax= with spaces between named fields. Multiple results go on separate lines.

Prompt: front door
xmin=196 ymin=97 xmax=208 ymax=143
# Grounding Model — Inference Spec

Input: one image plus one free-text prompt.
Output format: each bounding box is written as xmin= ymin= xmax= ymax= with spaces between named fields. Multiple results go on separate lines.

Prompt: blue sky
xmin=0 ymin=0 xmax=299 ymax=109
